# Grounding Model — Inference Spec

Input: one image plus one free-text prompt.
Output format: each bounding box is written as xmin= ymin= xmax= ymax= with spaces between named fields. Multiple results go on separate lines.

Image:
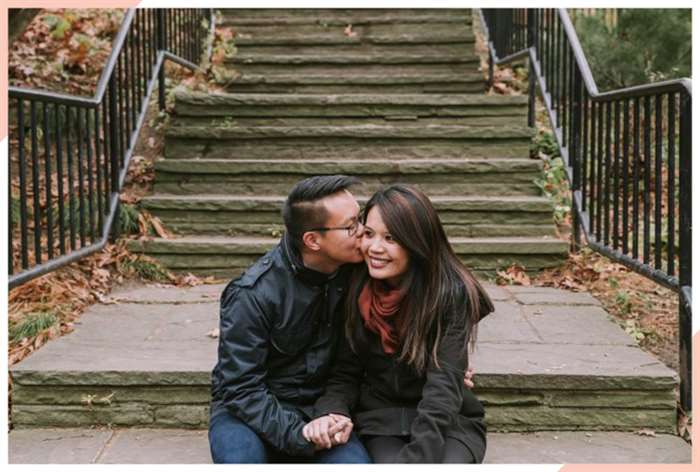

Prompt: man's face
xmin=314 ymin=190 xmax=364 ymax=265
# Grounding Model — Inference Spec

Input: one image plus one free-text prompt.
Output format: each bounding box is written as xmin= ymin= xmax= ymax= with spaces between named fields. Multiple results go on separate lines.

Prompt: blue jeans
xmin=209 ymin=410 xmax=372 ymax=463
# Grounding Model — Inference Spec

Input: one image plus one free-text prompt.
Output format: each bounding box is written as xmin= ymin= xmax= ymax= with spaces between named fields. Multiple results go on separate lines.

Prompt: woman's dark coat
xmin=314 ymin=289 xmax=489 ymax=463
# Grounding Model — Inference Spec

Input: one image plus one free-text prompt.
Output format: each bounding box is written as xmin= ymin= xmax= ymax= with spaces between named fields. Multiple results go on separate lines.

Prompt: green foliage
xmin=72 ymin=33 xmax=98 ymax=53
xmin=532 ymin=131 xmax=571 ymax=225
xmin=623 ymin=317 xmax=657 ymax=344
xmin=574 ymin=9 xmax=691 ymax=90
xmin=615 ymin=290 xmax=632 ymax=315
xmin=118 ymin=203 xmax=140 ymax=235
xmin=530 ymin=130 xmax=560 ymax=157
xmin=121 ymin=257 xmax=171 ymax=282
xmin=624 ymin=319 xmax=645 ymax=342
xmin=9 ymin=312 xmax=57 ymax=342
xmin=43 ymin=14 xmax=72 ymax=40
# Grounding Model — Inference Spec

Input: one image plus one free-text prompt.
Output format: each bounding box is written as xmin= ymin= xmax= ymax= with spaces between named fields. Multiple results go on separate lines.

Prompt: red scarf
xmin=358 ymin=280 xmax=406 ymax=354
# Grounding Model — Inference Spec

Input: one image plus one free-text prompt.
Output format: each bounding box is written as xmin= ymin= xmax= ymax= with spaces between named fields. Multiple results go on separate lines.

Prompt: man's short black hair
xmin=282 ymin=175 xmax=360 ymax=251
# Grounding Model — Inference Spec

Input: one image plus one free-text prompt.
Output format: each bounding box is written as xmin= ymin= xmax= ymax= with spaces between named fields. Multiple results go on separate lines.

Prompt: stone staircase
xmin=218 ymin=9 xmax=483 ymax=94
xmin=8 ymin=9 xmax=682 ymax=449
xmin=129 ymin=8 xmax=568 ymax=279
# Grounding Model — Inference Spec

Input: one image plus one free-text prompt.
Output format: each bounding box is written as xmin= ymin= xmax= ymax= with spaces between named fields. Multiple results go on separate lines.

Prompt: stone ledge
xmin=173 ymin=91 xmax=529 ymax=106
xmin=165 ymin=124 xmax=535 ymax=140
xmin=9 ymin=428 xmax=690 ymax=464
xmin=10 ymin=401 xmax=677 ymax=432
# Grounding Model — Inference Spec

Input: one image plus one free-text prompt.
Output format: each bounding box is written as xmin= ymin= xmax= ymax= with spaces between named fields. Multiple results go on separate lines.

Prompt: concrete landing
xmin=8 ymin=429 xmax=690 ymax=464
xmin=9 ymin=282 xmax=679 ymax=432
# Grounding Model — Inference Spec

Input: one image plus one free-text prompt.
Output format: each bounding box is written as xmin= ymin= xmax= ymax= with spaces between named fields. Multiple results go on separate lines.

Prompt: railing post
xmin=108 ymin=75 xmax=121 ymax=243
xmin=157 ymin=9 xmax=166 ymax=111
xmin=570 ymin=67 xmax=583 ymax=252
xmin=678 ymin=92 xmax=692 ymax=412
xmin=527 ymin=9 xmax=536 ymax=127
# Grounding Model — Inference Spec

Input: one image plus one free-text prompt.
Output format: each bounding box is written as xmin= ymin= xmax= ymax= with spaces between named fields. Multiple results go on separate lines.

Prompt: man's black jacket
xmin=210 ymin=234 xmax=351 ymax=456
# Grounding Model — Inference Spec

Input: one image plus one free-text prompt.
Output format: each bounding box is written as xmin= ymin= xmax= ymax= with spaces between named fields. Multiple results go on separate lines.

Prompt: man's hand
xmin=302 ymin=414 xmax=353 ymax=450
xmin=328 ymin=413 xmax=353 ymax=444
xmin=464 ymin=366 xmax=476 ymax=389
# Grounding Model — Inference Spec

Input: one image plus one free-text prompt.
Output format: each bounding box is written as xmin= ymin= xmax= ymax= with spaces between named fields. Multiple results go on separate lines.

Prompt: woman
xmin=304 ymin=184 xmax=494 ymax=463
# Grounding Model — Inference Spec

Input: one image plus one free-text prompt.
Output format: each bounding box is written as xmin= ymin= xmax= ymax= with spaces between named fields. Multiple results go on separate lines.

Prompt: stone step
xmin=226 ymin=56 xmax=481 ymax=81
xmin=8 ymin=429 xmax=691 ymax=463
xmin=164 ymin=123 xmax=534 ymax=160
xmin=165 ymin=131 xmax=530 ymax=161
xmin=173 ymin=116 xmax=527 ymax=128
xmin=232 ymin=43 xmax=476 ymax=58
xmin=221 ymin=71 xmax=485 ymax=94
xmin=125 ymin=236 xmax=568 ymax=278
xmin=166 ymin=123 xmax=533 ymax=140
xmin=231 ymin=23 xmax=475 ymax=46
xmin=220 ymin=9 xmax=472 ymax=26
xmin=140 ymin=195 xmax=556 ymax=238
xmin=224 ymin=52 xmax=481 ymax=82
xmin=152 ymin=158 xmax=544 ymax=196
xmin=173 ymin=92 xmax=527 ymax=118
xmin=8 ymin=428 xmax=692 ymax=467
xmin=227 ymin=52 xmax=480 ymax=69
xmin=9 ymin=283 xmax=679 ymax=433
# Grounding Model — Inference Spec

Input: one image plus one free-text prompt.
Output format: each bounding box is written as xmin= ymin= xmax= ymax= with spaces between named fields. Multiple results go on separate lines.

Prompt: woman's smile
xmin=368 ymin=255 xmax=391 ymax=269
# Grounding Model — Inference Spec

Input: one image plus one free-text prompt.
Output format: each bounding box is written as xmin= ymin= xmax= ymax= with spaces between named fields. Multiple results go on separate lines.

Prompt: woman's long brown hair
xmin=346 ymin=184 xmax=494 ymax=375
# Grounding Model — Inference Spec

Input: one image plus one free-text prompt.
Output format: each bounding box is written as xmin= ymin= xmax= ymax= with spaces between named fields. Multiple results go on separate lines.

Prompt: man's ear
xmin=302 ymin=231 xmax=322 ymax=252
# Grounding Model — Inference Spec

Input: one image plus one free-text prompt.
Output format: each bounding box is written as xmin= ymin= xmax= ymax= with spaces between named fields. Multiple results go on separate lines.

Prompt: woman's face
xmin=361 ymin=206 xmax=410 ymax=287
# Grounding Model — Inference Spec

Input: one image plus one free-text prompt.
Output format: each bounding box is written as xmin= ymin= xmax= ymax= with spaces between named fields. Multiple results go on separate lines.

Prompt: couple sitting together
xmin=208 ymin=175 xmax=494 ymax=463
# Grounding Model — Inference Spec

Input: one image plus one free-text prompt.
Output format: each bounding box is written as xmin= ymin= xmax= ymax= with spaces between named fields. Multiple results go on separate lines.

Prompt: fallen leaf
xmin=496 ymin=264 xmax=531 ymax=286
xmin=150 ymin=217 xmax=172 ymax=239
xmin=95 ymin=293 xmax=118 ymax=305
xmin=492 ymin=82 xmax=509 ymax=94
xmin=207 ymin=328 xmax=220 ymax=339
xmin=177 ymin=273 xmax=204 ymax=287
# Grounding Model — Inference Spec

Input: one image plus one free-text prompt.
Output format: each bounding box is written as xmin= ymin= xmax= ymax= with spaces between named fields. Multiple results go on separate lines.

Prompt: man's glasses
xmin=308 ymin=219 xmax=362 ymax=237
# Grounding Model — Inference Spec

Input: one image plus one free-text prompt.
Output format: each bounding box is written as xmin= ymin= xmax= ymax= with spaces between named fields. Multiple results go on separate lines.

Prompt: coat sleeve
xmin=313 ymin=329 xmax=363 ymax=419
xmin=396 ymin=299 xmax=471 ymax=463
xmin=217 ymin=284 xmax=315 ymax=456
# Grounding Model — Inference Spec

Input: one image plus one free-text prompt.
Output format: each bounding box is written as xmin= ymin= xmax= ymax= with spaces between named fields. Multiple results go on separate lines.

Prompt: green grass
xmin=118 ymin=203 xmax=140 ymax=235
xmin=9 ymin=312 xmax=58 ymax=343
xmin=531 ymin=129 xmax=561 ymax=158
xmin=534 ymin=156 xmax=572 ymax=225
xmin=121 ymin=256 xmax=171 ymax=282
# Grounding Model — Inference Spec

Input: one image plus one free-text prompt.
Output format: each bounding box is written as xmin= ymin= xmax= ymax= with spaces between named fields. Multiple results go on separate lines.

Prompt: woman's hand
xmin=463 ymin=366 xmax=476 ymax=389
xmin=303 ymin=414 xmax=353 ymax=449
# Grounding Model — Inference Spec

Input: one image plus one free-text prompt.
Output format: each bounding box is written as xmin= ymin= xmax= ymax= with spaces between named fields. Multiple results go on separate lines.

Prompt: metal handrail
xmin=479 ymin=8 xmax=692 ymax=412
xmin=8 ymin=8 xmax=215 ymax=287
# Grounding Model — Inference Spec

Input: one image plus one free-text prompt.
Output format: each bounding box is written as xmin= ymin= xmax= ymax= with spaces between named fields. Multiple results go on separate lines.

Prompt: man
xmin=209 ymin=175 xmax=475 ymax=463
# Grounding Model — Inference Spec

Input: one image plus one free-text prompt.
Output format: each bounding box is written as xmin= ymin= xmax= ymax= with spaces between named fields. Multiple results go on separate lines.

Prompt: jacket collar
xmin=281 ymin=232 xmax=338 ymax=287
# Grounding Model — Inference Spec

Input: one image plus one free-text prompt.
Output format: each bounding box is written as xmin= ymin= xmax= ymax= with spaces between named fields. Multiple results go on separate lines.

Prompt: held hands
xmin=302 ymin=414 xmax=353 ymax=450
xmin=302 ymin=369 xmax=472 ymax=451
xmin=464 ymin=366 xmax=476 ymax=389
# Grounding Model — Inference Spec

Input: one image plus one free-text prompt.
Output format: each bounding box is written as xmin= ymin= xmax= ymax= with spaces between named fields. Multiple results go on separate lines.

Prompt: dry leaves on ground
xmin=9 ymin=9 xmax=125 ymax=95
xmin=496 ymin=264 xmax=531 ymax=286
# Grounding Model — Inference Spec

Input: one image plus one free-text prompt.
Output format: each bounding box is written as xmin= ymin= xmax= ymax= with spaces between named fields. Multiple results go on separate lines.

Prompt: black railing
xmin=480 ymin=8 xmax=692 ymax=412
xmin=8 ymin=8 xmax=214 ymax=288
